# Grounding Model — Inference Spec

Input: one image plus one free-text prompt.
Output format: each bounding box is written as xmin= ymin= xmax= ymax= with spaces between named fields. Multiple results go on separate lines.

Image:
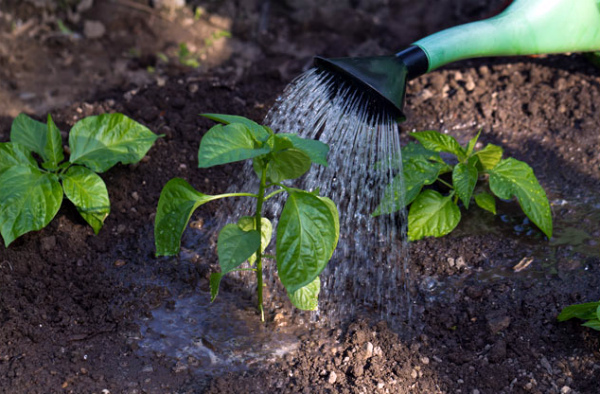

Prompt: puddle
xmin=419 ymin=194 xmax=600 ymax=305
xmin=137 ymin=293 xmax=300 ymax=375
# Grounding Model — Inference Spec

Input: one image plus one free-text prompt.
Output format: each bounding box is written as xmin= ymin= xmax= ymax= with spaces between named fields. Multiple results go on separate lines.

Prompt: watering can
xmin=314 ymin=0 xmax=600 ymax=120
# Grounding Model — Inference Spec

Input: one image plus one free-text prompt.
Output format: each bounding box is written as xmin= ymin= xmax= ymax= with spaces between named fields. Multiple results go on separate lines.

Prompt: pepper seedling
xmin=375 ymin=130 xmax=552 ymax=241
xmin=0 ymin=113 xmax=160 ymax=246
xmin=154 ymin=114 xmax=339 ymax=321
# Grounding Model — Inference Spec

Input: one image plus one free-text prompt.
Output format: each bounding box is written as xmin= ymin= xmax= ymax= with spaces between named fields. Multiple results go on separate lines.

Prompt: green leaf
xmin=201 ymin=113 xmax=271 ymax=142
xmin=154 ymin=178 xmax=228 ymax=256
xmin=10 ymin=113 xmax=48 ymax=159
xmin=288 ymin=276 xmax=320 ymax=311
xmin=0 ymin=143 xmax=38 ymax=177
xmin=217 ymin=224 xmax=261 ymax=273
xmin=42 ymin=114 xmax=65 ymax=170
xmin=276 ymin=190 xmax=339 ymax=293
xmin=475 ymin=144 xmax=503 ymax=170
xmin=278 ymin=133 xmax=329 ymax=167
xmin=466 ymin=129 xmax=481 ymax=157
xmin=452 ymin=157 xmax=478 ymax=208
xmin=266 ymin=148 xmax=311 ymax=183
xmin=62 ymin=166 xmax=110 ymax=234
xmin=581 ymin=320 xmax=600 ymax=331
xmin=488 ymin=158 xmax=552 ymax=238
xmin=209 ymin=272 xmax=223 ymax=302
xmin=410 ymin=130 xmax=466 ymax=160
xmin=558 ymin=302 xmax=600 ymax=321
xmin=374 ymin=143 xmax=446 ymax=216
xmin=238 ymin=216 xmax=272 ymax=265
xmin=68 ymin=113 xmax=159 ymax=173
xmin=265 ymin=134 xmax=294 ymax=152
xmin=408 ymin=189 xmax=461 ymax=241
xmin=198 ymin=123 xmax=271 ymax=168
xmin=474 ymin=192 xmax=497 ymax=214
xmin=0 ymin=166 xmax=63 ymax=246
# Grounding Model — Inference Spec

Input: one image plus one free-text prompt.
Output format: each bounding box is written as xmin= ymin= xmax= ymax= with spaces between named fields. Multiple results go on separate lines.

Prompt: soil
xmin=1 ymin=1 xmax=599 ymax=393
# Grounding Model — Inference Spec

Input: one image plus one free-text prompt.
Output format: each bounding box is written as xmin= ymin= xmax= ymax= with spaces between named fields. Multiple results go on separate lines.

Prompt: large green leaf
xmin=474 ymin=192 xmax=497 ymax=214
xmin=62 ymin=165 xmax=110 ymax=234
xmin=238 ymin=216 xmax=273 ymax=265
xmin=278 ymin=133 xmax=329 ymax=167
xmin=217 ymin=224 xmax=261 ymax=273
xmin=408 ymin=189 xmax=461 ymax=241
xmin=201 ymin=113 xmax=271 ymax=142
xmin=475 ymin=144 xmax=503 ymax=170
xmin=452 ymin=157 xmax=478 ymax=208
xmin=276 ymin=190 xmax=339 ymax=293
xmin=266 ymin=148 xmax=311 ymax=183
xmin=0 ymin=166 xmax=63 ymax=246
xmin=410 ymin=130 xmax=466 ymax=160
xmin=154 ymin=178 xmax=228 ymax=256
xmin=197 ymin=123 xmax=271 ymax=168
xmin=42 ymin=114 xmax=65 ymax=170
xmin=288 ymin=276 xmax=320 ymax=311
xmin=0 ymin=143 xmax=38 ymax=176
xmin=68 ymin=113 xmax=159 ymax=173
xmin=10 ymin=113 xmax=48 ymax=159
xmin=488 ymin=158 xmax=552 ymax=238
xmin=558 ymin=302 xmax=600 ymax=321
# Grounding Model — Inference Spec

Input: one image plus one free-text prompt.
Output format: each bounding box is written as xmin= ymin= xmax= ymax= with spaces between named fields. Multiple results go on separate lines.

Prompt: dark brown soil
xmin=1 ymin=1 xmax=599 ymax=393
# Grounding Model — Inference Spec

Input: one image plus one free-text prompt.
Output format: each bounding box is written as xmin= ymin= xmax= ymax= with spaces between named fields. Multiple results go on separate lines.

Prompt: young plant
xmin=154 ymin=114 xmax=339 ymax=321
xmin=0 ymin=113 xmax=160 ymax=247
xmin=375 ymin=130 xmax=552 ymax=241
xmin=558 ymin=301 xmax=600 ymax=331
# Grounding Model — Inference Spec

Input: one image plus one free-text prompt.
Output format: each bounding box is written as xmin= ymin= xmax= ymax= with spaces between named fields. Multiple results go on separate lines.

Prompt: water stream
xmin=226 ymin=68 xmax=412 ymax=325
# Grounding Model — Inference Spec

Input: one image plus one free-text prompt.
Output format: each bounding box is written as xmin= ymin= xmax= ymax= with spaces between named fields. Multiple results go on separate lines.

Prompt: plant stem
xmin=255 ymin=168 xmax=268 ymax=322
xmin=264 ymin=188 xmax=285 ymax=201
xmin=437 ymin=177 xmax=454 ymax=190
xmin=218 ymin=192 xmax=259 ymax=199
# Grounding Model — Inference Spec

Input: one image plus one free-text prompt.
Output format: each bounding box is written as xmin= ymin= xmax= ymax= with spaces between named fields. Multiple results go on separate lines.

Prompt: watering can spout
xmin=314 ymin=46 xmax=429 ymax=121
xmin=314 ymin=0 xmax=600 ymax=120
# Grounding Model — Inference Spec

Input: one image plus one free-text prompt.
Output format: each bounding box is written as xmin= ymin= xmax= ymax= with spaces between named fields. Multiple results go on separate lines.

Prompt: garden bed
xmin=0 ymin=1 xmax=599 ymax=393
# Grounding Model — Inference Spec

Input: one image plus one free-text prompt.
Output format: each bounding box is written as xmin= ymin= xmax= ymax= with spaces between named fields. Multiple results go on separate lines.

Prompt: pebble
xmin=114 ymin=259 xmax=126 ymax=267
xmin=363 ymin=342 xmax=374 ymax=359
xmin=540 ymin=357 xmax=553 ymax=374
xmin=328 ymin=371 xmax=337 ymax=384
xmin=41 ymin=236 xmax=56 ymax=251
xmin=560 ymin=386 xmax=572 ymax=394
xmin=83 ymin=20 xmax=106 ymax=39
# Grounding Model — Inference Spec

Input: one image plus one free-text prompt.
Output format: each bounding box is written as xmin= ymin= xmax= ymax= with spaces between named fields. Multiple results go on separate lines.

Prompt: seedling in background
xmin=0 ymin=113 xmax=160 ymax=247
xmin=558 ymin=301 xmax=600 ymax=331
xmin=154 ymin=114 xmax=339 ymax=321
xmin=375 ymin=130 xmax=552 ymax=241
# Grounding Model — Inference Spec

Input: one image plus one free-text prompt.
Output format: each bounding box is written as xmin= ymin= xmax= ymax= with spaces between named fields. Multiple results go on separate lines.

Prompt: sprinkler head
xmin=314 ymin=46 xmax=429 ymax=122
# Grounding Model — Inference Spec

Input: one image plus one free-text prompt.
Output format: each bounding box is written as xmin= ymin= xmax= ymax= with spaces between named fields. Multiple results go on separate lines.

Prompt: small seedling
xmin=178 ymin=43 xmax=200 ymax=68
xmin=154 ymin=114 xmax=339 ymax=321
xmin=375 ymin=130 xmax=552 ymax=241
xmin=558 ymin=301 xmax=600 ymax=331
xmin=0 ymin=113 xmax=160 ymax=246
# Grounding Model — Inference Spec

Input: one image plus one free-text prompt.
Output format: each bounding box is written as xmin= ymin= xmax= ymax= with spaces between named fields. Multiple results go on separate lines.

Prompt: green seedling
xmin=154 ymin=114 xmax=339 ymax=321
xmin=0 ymin=113 xmax=160 ymax=247
xmin=178 ymin=43 xmax=200 ymax=68
xmin=558 ymin=301 xmax=600 ymax=331
xmin=375 ymin=130 xmax=552 ymax=241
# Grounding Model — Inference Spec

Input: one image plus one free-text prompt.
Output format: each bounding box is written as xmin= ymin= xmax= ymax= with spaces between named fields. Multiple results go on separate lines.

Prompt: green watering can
xmin=315 ymin=0 xmax=600 ymax=120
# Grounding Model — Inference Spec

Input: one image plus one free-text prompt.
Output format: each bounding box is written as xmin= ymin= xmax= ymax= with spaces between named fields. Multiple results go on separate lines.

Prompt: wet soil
xmin=1 ymin=1 xmax=599 ymax=393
